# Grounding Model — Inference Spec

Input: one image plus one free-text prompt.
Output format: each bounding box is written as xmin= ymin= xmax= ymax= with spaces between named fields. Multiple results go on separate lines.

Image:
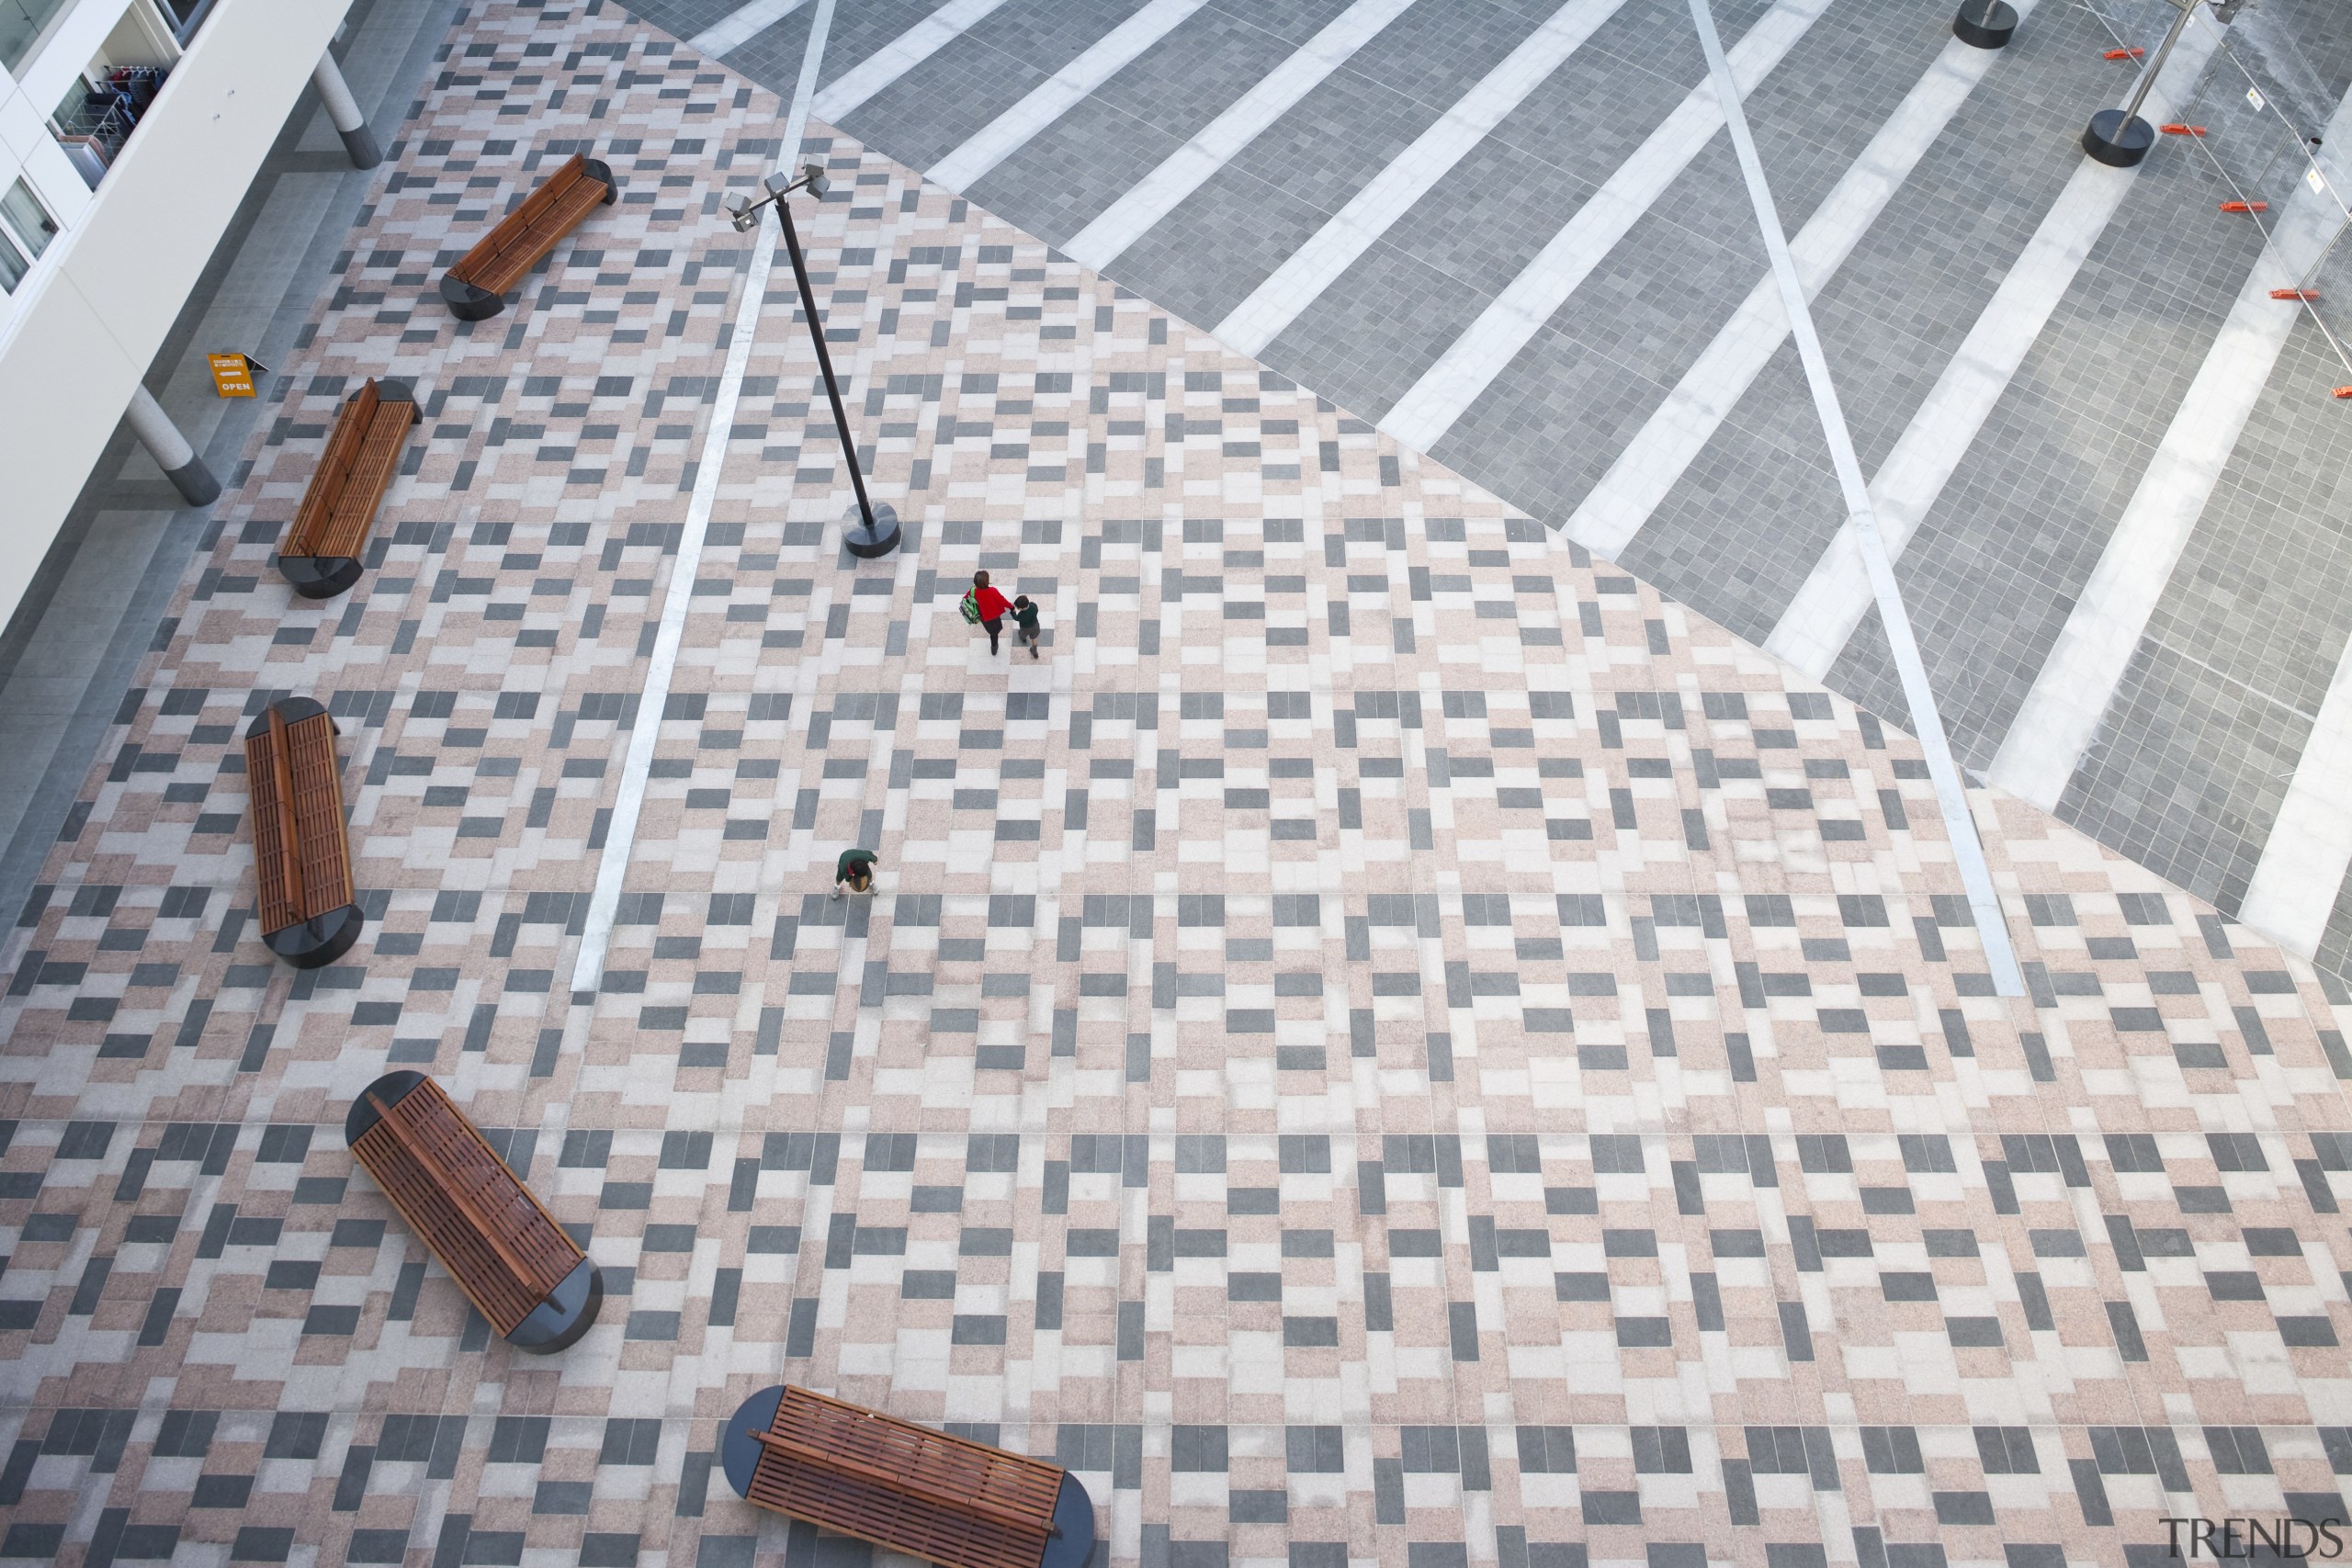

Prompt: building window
xmin=0 ymin=0 xmax=75 ymax=75
xmin=152 ymin=0 xmax=209 ymax=40
xmin=0 ymin=180 xmax=57 ymax=263
xmin=51 ymin=66 xmax=169 ymax=188
xmin=0 ymin=231 xmax=26 ymax=295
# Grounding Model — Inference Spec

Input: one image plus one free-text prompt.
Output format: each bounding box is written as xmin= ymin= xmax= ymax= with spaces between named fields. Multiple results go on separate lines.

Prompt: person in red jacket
xmin=964 ymin=570 xmax=1012 ymax=655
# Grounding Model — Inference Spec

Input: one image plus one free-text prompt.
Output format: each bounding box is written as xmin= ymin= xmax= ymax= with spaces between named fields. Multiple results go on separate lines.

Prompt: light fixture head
xmin=727 ymin=195 xmax=762 ymax=232
xmin=803 ymin=164 xmax=830 ymax=197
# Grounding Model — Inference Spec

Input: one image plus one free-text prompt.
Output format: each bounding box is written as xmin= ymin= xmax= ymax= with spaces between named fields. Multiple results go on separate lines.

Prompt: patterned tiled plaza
xmin=4 ymin=2 xmax=2352 ymax=1565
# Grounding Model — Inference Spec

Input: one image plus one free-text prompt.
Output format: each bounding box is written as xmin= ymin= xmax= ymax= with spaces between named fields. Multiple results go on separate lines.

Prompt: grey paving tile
xmin=967 ymin=0 xmax=1363 ymax=243
xmin=835 ymin=0 xmax=1164 ymax=172
xmin=1831 ymin=122 xmax=2272 ymax=768
xmin=8 ymin=9 xmax=2352 ymax=1568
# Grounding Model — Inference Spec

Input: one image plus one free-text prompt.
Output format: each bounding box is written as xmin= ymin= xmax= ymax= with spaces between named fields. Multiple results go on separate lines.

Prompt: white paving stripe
xmin=571 ymin=0 xmax=840 ymax=998
xmin=1062 ymin=0 xmax=1421 ymax=272
xmin=1378 ymin=0 xmax=1831 ymax=454
xmin=925 ymin=0 xmax=1215 ymax=195
xmin=688 ymin=0 xmax=807 ymax=59
xmin=1994 ymin=90 xmax=2352 ymax=811
xmin=2248 ymin=621 xmax=2352 ymax=957
xmin=1688 ymin=0 xmax=2023 ymax=998
xmin=1566 ymin=3 xmax=2033 ymax=559
xmin=1212 ymin=0 xmax=1631 ymax=358
xmin=810 ymin=0 xmax=1007 ymax=124
xmin=2039 ymin=93 xmax=2352 ymax=958
xmin=1769 ymin=17 xmax=2220 ymax=682
xmin=1763 ymin=23 xmax=2225 ymax=682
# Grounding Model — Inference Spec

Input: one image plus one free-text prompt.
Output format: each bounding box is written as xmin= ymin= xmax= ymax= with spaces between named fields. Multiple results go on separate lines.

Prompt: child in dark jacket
xmin=1011 ymin=594 xmax=1043 ymax=659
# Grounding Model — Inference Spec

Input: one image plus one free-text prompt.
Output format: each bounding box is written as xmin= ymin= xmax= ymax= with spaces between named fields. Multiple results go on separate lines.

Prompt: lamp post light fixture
xmin=2082 ymin=0 xmax=2203 ymax=168
xmin=728 ymin=164 xmax=901 ymax=559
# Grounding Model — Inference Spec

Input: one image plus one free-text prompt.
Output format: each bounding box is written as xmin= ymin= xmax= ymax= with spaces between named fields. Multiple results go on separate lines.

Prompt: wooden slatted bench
xmin=277 ymin=378 xmax=418 ymax=598
xmin=244 ymin=696 xmax=366 ymax=967
xmin=345 ymin=1071 xmax=603 ymax=1353
xmin=720 ymin=1385 xmax=1095 ymax=1568
xmin=439 ymin=151 xmax=616 ymax=321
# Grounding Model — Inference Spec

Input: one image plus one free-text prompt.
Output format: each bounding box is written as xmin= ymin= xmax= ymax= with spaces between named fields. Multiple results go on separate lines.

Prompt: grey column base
xmin=2083 ymin=108 xmax=2155 ymax=167
xmin=164 ymin=456 xmax=222 ymax=508
xmin=339 ymin=122 xmax=383 ymax=169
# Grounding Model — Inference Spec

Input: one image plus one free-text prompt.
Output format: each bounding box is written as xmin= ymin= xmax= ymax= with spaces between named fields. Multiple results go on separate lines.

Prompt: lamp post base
xmin=843 ymin=501 xmax=901 ymax=558
xmin=1951 ymin=0 xmax=2016 ymax=47
xmin=2082 ymin=107 xmax=2156 ymax=167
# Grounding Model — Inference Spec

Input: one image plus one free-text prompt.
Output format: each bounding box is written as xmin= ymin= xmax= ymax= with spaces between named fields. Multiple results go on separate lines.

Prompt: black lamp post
xmin=729 ymin=165 xmax=900 ymax=559
xmin=2083 ymin=0 xmax=2202 ymax=168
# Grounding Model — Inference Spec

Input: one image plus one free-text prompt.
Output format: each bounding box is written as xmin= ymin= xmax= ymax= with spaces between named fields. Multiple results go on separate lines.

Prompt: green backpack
xmin=958 ymin=590 xmax=982 ymax=625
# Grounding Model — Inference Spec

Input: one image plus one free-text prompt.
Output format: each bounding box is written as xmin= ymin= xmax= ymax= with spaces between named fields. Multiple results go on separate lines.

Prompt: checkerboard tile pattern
xmin=2 ymin=3 xmax=2349 ymax=1564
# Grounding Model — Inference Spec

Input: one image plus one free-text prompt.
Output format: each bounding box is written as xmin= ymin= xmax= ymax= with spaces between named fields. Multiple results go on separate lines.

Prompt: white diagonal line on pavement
xmin=1376 ymin=0 xmax=1833 ymax=454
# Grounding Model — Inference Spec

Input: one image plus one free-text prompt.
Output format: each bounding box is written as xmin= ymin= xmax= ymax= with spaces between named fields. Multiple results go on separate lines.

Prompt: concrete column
xmin=124 ymin=386 xmax=221 ymax=508
xmin=311 ymin=51 xmax=381 ymax=168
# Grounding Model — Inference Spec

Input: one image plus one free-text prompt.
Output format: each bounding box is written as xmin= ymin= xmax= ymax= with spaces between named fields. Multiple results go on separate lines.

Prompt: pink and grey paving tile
xmin=1 ymin=2 xmax=2350 ymax=1565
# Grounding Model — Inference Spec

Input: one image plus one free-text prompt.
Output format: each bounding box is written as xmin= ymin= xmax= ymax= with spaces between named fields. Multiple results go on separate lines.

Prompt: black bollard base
xmin=843 ymin=501 xmax=902 ymax=558
xmin=1952 ymin=0 xmax=2017 ymax=47
xmin=2083 ymin=107 xmax=2156 ymax=167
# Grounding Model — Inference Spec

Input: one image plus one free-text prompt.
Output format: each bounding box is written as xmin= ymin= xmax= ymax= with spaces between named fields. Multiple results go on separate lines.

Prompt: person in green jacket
xmin=832 ymin=847 xmax=878 ymax=898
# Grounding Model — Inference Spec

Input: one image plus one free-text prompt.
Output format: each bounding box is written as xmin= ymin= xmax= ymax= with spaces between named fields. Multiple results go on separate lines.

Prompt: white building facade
xmin=0 ymin=0 xmax=367 ymax=635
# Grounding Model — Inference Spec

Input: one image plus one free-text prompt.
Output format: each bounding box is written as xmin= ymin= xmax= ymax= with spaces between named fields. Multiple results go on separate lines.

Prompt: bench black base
xmin=1045 ymin=1469 xmax=1098 ymax=1568
xmin=440 ymin=272 xmax=506 ymax=321
xmin=345 ymin=1071 xmax=605 ymax=1353
xmin=1951 ymin=0 xmax=2015 ymax=47
xmin=2083 ymin=108 xmax=2155 ymax=167
xmin=439 ymin=161 xmax=619 ymax=321
xmin=263 ymin=902 xmax=366 ymax=968
xmin=278 ymin=555 xmax=367 ymax=598
xmin=720 ymin=1384 xmax=786 ymax=1499
xmin=345 ymin=1069 xmax=430 ymax=1145
xmin=719 ymin=1384 xmax=1098 ymax=1567
xmin=246 ymin=694 xmax=333 ymax=734
xmin=510 ymin=1257 xmax=603 ymax=1353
